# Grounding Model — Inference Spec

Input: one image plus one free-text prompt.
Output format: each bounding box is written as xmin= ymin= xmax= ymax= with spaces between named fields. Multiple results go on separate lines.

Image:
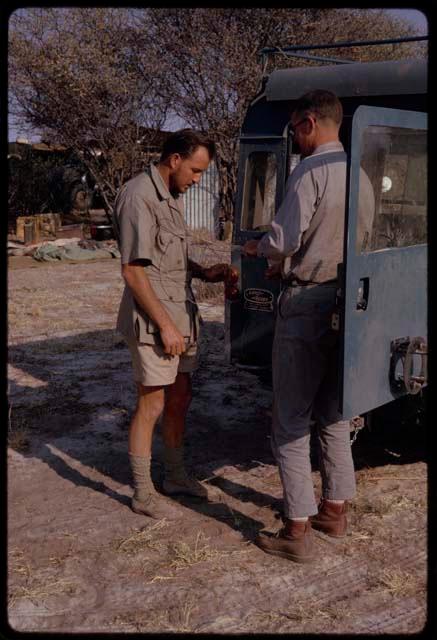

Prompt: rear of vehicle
xmin=226 ymin=54 xmax=427 ymax=420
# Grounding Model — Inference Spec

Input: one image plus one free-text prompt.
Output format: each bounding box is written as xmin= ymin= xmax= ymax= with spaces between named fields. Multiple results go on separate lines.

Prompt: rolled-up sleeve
xmin=114 ymin=192 xmax=156 ymax=265
xmin=257 ymin=168 xmax=317 ymax=261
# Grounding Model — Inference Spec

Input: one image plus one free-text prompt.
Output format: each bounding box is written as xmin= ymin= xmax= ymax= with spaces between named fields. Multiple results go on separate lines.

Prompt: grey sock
xmin=129 ymin=453 xmax=156 ymax=501
xmin=163 ymin=445 xmax=187 ymax=483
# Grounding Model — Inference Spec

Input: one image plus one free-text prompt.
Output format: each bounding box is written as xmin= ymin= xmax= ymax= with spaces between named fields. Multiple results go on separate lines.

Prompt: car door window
xmin=358 ymin=126 xmax=427 ymax=252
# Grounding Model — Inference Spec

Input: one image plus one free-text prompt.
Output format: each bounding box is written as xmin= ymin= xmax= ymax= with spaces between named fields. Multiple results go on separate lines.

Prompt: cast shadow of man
xmin=8 ymin=324 xmax=426 ymax=541
xmin=8 ymin=324 xmax=276 ymax=540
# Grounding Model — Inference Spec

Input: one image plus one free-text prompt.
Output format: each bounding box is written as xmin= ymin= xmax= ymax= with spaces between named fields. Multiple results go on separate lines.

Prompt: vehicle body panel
xmin=226 ymin=57 xmax=427 ymax=416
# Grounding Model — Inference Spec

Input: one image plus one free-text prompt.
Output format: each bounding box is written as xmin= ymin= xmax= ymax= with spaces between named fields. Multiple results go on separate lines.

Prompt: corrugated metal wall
xmin=183 ymin=162 xmax=219 ymax=234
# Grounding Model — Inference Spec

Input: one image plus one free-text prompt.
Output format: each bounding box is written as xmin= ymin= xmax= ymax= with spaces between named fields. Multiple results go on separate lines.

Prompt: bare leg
xmin=128 ymin=382 xmax=181 ymax=518
xmin=161 ymin=372 xmax=192 ymax=447
xmin=128 ymin=383 xmax=165 ymax=456
xmin=161 ymin=372 xmax=211 ymax=498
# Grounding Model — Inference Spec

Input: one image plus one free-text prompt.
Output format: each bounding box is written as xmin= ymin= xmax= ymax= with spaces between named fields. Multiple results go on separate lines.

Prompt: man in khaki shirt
xmin=113 ymin=129 xmax=232 ymax=519
xmin=243 ymin=91 xmax=375 ymax=562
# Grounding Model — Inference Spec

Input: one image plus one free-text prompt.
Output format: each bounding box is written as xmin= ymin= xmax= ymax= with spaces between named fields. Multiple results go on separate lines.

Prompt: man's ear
xmin=306 ymin=115 xmax=317 ymax=133
xmin=169 ymin=153 xmax=181 ymax=170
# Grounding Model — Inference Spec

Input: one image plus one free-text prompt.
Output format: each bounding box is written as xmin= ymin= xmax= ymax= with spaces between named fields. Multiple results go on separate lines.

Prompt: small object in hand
xmin=224 ymin=267 xmax=240 ymax=300
xmin=225 ymin=266 xmax=239 ymax=285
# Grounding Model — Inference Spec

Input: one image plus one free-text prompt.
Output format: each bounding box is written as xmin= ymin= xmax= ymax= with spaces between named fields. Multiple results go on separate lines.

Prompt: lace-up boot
xmin=310 ymin=499 xmax=348 ymax=537
xmin=255 ymin=519 xmax=315 ymax=563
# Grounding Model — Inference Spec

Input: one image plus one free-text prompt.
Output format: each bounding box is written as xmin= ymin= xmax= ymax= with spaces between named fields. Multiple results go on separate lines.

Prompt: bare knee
xmin=135 ymin=384 xmax=165 ymax=422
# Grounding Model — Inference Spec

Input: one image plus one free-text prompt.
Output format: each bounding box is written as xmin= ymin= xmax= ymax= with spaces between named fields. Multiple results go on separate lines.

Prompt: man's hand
xmin=122 ymin=263 xmax=186 ymax=357
xmin=242 ymin=239 xmax=259 ymax=256
xmin=203 ymin=263 xmax=237 ymax=283
xmin=160 ymin=323 xmax=186 ymax=356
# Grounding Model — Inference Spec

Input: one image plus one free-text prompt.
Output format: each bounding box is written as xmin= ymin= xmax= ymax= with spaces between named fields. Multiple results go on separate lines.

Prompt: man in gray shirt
xmin=114 ymin=129 xmax=231 ymax=519
xmin=243 ymin=90 xmax=374 ymax=563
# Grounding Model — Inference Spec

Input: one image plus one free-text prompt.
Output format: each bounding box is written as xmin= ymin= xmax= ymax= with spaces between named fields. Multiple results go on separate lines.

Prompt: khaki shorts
xmin=125 ymin=337 xmax=198 ymax=387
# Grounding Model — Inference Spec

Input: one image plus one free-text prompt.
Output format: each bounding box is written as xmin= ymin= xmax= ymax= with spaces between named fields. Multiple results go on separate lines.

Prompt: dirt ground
xmin=7 ymin=251 xmax=428 ymax=634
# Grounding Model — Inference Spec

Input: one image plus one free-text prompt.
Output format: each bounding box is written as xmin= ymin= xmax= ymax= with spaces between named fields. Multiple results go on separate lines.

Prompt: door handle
xmin=356 ymin=277 xmax=369 ymax=311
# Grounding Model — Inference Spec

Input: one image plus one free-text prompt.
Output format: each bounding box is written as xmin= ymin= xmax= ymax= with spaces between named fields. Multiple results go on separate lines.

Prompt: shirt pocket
xmin=135 ymin=312 xmax=159 ymax=339
xmin=156 ymin=226 xmax=187 ymax=273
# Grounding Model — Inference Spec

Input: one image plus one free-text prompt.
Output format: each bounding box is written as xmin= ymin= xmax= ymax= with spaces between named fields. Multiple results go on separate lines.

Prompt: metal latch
xmin=389 ymin=336 xmax=427 ymax=395
xmin=331 ymin=285 xmax=343 ymax=331
xmin=356 ymin=277 xmax=369 ymax=311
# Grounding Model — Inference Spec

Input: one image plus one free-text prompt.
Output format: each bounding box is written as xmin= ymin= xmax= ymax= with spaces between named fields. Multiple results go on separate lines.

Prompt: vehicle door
xmin=226 ymin=139 xmax=287 ymax=368
xmin=341 ymin=106 xmax=427 ymax=418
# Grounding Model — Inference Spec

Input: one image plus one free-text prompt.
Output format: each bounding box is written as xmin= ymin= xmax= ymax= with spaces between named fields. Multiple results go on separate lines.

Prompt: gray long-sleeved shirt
xmin=257 ymin=141 xmax=375 ymax=283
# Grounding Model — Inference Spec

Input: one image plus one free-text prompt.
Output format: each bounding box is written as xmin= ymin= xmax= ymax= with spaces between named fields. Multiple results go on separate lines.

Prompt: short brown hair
xmin=292 ymin=90 xmax=343 ymax=126
xmin=160 ymin=129 xmax=216 ymax=161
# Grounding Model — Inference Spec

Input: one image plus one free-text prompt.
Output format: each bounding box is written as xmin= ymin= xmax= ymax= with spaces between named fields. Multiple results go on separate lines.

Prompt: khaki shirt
xmin=113 ymin=163 xmax=199 ymax=345
xmin=257 ymin=142 xmax=375 ymax=283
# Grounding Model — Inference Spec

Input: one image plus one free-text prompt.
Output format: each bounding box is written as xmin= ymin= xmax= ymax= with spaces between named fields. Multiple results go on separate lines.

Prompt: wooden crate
xmin=16 ymin=213 xmax=62 ymax=242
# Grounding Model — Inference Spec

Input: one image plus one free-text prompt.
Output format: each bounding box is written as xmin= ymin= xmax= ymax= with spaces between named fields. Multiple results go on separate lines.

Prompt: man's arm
xmin=122 ymin=262 xmax=186 ymax=356
xmin=243 ymin=170 xmax=316 ymax=261
xmin=188 ymin=259 xmax=234 ymax=283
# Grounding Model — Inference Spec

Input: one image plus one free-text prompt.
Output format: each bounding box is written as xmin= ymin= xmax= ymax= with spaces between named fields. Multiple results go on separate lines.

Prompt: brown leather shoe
xmin=310 ymin=499 xmax=348 ymax=537
xmin=254 ymin=519 xmax=315 ymax=564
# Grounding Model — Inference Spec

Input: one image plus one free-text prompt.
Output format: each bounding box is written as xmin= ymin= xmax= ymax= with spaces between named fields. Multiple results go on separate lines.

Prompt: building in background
xmin=183 ymin=161 xmax=220 ymax=235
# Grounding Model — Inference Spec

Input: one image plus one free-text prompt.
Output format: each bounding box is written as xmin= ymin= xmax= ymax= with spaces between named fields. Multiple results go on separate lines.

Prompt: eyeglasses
xmin=289 ymin=117 xmax=308 ymax=137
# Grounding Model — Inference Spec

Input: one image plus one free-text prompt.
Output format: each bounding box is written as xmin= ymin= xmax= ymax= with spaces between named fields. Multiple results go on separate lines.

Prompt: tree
xmin=9 ymin=8 xmax=426 ymax=221
xmin=9 ymin=8 xmax=169 ymax=219
xmin=138 ymin=8 xmax=426 ymax=221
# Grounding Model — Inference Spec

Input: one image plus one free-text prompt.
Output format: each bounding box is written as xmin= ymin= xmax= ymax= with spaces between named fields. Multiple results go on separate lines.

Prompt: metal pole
xmin=271 ymin=50 xmax=355 ymax=64
xmin=260 ymin=35 xmax=428 ymax=56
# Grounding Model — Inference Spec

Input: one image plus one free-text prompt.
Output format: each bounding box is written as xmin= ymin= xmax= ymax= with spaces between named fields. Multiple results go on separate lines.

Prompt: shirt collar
xmin=311 ymin=141 xmax=344 ymax=156
xmin=149 ymin=162 xmax=184 ymax=216
xmin=149 ymin=162 xmax=172 ymax=201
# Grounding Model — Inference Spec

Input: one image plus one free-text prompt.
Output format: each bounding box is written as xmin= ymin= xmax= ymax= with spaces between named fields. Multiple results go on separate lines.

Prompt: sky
xmin=387 ymin=9 xmax=428 ymax=32
xmin=8 ymin=8 xmax=429 ymax=143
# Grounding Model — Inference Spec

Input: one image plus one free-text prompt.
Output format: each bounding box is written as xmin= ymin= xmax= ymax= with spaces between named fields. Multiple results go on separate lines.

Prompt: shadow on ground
xmin=8 ymin=324 xmax=427 ymax=541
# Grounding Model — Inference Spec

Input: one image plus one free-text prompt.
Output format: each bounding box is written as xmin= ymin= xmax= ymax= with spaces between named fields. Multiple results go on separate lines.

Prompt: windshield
xmin=241 ymin=151 xmax=277 ymax=231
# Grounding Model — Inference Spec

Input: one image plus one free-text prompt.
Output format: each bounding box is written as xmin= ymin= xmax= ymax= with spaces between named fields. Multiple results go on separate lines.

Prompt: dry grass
xmin=169 ymin=530 xmax=224 ymax=569
xmin=351 ymin=493 xmax=414 ymax=517
xmin=110 ymin=598 xmax=198 ymax=633
xmin=166 ymin=599 xmax=198 ymax=632
xmin=9 ymin=548 xmax=32 ymax=581
xmin=242 ymin=597 xmax=342 ymax=631
xmin=114 ymin=519 xmax=169 ymax=555
xmin=8 ymin=547 xmax=79 ymax=608
xmin=9 ymin=578 xmax=77 ymax=608
xmin=376 ymin=567 xmax=423 ymax=598
xmin=286 ymin=599 xmax=332 ymax=623
xmin=322 ymin=602 xmax=353 ymax=621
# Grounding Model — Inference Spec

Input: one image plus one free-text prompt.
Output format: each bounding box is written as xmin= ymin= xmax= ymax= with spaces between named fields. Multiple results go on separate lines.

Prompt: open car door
xmin=341 ymin=106 xmax=427 ymax=419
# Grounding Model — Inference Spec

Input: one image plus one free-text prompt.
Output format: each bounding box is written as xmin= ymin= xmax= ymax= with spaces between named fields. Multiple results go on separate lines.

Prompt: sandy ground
xmin=7 ymin=253 xmax=429 ymax=634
